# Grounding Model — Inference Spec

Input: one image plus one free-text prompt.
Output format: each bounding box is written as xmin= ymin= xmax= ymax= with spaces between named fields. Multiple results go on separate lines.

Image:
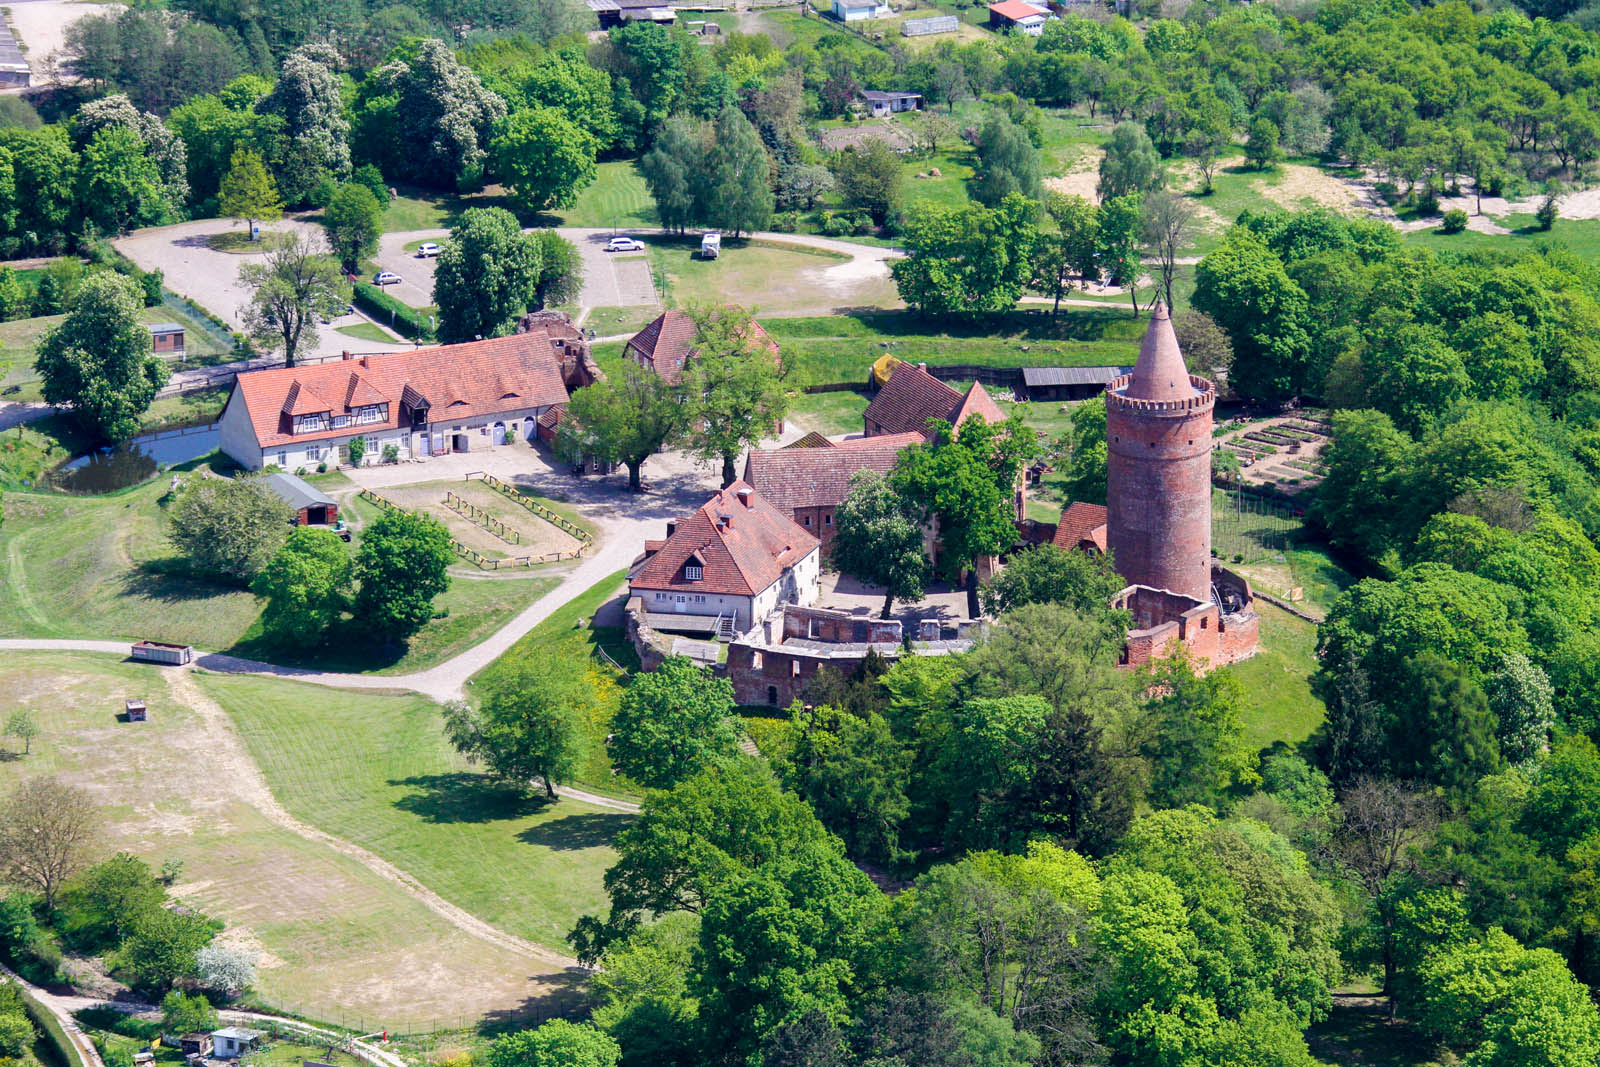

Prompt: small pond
xmin=54 ymin=422 xmax=221 ymax=494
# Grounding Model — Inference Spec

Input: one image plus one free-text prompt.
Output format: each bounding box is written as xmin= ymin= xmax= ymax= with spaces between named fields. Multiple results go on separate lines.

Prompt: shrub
xmin=352 ymin=281 xmax=432 ymax=341
xmin=1415 ymin=189 xmax=1440 ymax=216
xmin=139 ymin=270 xmax=163 ymax=307
xmin=382 ymin=443 xmax=399 ymax=464
xmin=316 ymin=461 xmax=327 ymax=473
xmin=306 ymin=178 xmax=338 ymax=209
xmin=1536 ymin=190 xmax=1560 ymax=230
xmin=1440 ymin=208 xmax=1468 ymax=234
xmin=346 ymin=437 xmax=366 ymax=467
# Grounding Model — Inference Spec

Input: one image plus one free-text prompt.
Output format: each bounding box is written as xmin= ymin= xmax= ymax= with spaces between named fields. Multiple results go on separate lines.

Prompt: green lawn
xmin=647 ymin=234 xmax=889 ymax=313
xmin=1225 ymin=602 xmax=1324 ymax=751
xmin=0 ymin=652 xmax=549 ymax=1023
xmin=472 ymin=568 xmax=640 ymax=792
xmin=787 ymin=389 xmax=871 ymax=436
xmin=554 ymin=161 xmax=656 ymax=229
xmin=201 ymin=670 xmax=627 ymax=954
xmin=0 ymin=304 xmax=231 ymax=403
xmin=764 ymin=307 xmax=1148 ymax=388
xmin=336 ymin=322 xmax=396 ymax=343
xmin=380 ymin=186 xmax=528 ymax=233
xmin=1401 ymin=213 xmax=1600 ymax=260
xmin=584 ymin=303 xmax=664 ymax=337
xmin=0 ymin=468 xmax=561 ymax=674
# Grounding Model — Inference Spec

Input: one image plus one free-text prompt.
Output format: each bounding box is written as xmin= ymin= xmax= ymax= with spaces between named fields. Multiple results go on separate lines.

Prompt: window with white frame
xmin=275 ymin=451 xmax=287 ymax=467
xmin=366 ymin=436 xmax=379 ymax=455
xmin=305 ymin=443 xmax=323 ymax=460
xmin=685 ymin=564 xmax=703 ymax=581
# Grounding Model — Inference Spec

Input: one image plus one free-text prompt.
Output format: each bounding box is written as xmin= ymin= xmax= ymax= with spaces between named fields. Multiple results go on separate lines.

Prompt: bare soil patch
xmin=1044 ymin=146 xmax=1103 ymax=202
xmin=378 ymin=480 xmax=582 ymax=561
xmin=1256 ymin=164 xmax=1367 ymax=215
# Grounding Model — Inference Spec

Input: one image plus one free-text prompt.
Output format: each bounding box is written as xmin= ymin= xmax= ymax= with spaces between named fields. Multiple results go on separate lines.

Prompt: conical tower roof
xmin=1123 ymin=303 xmax=1198 ymax=401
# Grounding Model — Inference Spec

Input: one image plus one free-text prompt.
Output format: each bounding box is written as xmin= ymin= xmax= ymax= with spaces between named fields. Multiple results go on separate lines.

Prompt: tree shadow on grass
xmin=475 ymin=969 xmax=592 ymax=1038
xmin=390 ymin=772 xmax=555 ymax=824
xmin=516 ymin=811 xmax=634 ymax=852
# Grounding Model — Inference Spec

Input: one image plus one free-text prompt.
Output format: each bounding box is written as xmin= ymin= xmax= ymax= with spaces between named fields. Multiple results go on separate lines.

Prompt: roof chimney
xmin=665 ymin=520 xmax=677 ymax=538
xmin=341 ymin=351 xmax=352 ymax=361
xmin=736 ymin=487 xmax=753 ymax=508
xmin=717 ymin=510 xmax=732 ymax=529
xmin=360 ymin=355 xmax=370 ymax=369
xmin=918 ymin=362 xmax=928 ymax=371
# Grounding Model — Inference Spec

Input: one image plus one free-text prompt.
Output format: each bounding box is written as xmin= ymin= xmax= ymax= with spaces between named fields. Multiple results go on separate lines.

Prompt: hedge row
xmin=352 ymin=282 xmax=433 ymax=342
xmin=22 ymin=988 xmax=84 ymax=1067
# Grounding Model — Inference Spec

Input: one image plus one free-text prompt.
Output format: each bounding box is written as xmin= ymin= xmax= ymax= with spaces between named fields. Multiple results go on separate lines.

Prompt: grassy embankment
xmin=0 ymin=462 xmax=561 ymax=676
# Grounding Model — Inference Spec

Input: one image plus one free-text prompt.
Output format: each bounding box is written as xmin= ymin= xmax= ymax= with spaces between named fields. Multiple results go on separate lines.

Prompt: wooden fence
xmin=466 ymin=471 xmax=594 ymax=547
xmin=358 ymin=488 xmax=583 ymax=570
xmin=444 ymin=490 xmax=520 ymax=545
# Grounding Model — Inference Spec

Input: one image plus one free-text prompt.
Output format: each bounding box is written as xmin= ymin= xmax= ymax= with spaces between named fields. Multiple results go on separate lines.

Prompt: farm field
xmin=203 ymin=667 xmax=627 ymax=954
xmin=0 ymin=652 xmax=556 ymax=1024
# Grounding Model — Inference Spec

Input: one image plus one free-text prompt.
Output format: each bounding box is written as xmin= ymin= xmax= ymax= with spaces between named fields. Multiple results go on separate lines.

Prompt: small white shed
xmin=210 ymin=1028 xmax=264 ymax=1059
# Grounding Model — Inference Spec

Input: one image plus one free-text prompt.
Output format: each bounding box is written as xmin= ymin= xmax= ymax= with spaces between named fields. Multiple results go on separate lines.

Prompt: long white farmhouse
xmin=217 ymin=328 xmax=591 ymax=471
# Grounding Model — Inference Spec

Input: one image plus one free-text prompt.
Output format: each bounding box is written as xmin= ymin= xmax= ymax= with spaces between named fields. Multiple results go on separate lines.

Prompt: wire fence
xmin=466 ymin=472 xmax=594 ymax=546
xmin=1212 ymin=488 xmax=1301 ymax=564
xmin=444 ymin=490 xmax=520 ymax=545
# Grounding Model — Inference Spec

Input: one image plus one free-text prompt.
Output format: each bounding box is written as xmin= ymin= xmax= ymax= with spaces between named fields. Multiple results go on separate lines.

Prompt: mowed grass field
xmin=646 ymin=235 xmax=897 ymax=313
xmin=765 ymin=307 xmax=1148 ymax=388
xmin=0 ymin=472 xmax=560 ymax=675
xmin=202 ymin=670 xmax=627 ymax=953
xmin=1224 ymin=602 xmax=1325 ymax=750
xmin=0 ymin=652 xmax=556 ymax=1023
xmin=554 ymin=161 xmax=656 ymax=230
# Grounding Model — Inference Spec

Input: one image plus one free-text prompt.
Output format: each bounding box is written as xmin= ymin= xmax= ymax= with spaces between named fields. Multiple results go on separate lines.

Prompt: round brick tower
xmin=1105 ymin=303 xmax=1216 ymax=603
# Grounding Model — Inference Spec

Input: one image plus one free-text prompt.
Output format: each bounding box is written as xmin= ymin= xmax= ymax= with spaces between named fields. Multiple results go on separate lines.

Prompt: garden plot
xmin=1215 ymin=412 xmax=1330 ymax=495
xmin=378 ymin=480 xmax=583 ymax=561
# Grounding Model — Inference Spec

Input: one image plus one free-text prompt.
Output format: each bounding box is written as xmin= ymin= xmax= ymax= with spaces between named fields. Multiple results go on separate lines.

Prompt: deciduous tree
xmin=1097 ymin=120 xmax=1163 ymax=201
xmin=683 ymin=305 xmax=786 ymax=487
xmin=251 ymin=527 xmax=352 ymax=647
xmin=442 ymin=655 xmax=597 ymax=798
xmin=832 ymin=139 xmax=902 ymax=228
xmin=168 ymin=474 xmax=292 ymax=582
xmin=321 ymin=182 xmax=382 ymax=273
xmin=830 ymin=470 xmax=928 ymax=618
xmin=3 ymin=712 xmax=36 ymax=757
xmin=558 ymin=373 xmax=686 ymax=492
xmin=484 ymin=1020 xmax=621 ymax=1067
xmin=609 ymin=656 xmax=740 ymax=790
xmin=218 ymin=148 xmax=283 ymax=240
xmin=434 ymin=207 xmax=541 ymax=342
xmin=239 ymin=230 xmax=349 ymax=368
xmin=36 ymin=271 xmax=167 ymax=444
xmin=353 ymin=508 xmax=453 ymax=640
xmin=979 ymin=542 xmax=1123 ymax=617
xmin=0 ymin=778 xmax=97 ymax=909
xmin=531 ymin=229 xmax=583 ymax=309
xmin=492 ymin=106 xmax=599 ymax=213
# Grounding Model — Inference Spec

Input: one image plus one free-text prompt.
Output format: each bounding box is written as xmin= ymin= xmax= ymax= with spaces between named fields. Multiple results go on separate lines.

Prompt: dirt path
xmin=160 ymin=668 xmax=581 ymax=972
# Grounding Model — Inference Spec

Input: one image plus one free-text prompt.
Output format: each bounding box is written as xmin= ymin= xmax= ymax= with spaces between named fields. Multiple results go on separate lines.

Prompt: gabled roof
xmin=862 ymin=363 xmax=1004 ymax=439
xmin=624 ymin=310 xmax=779 ymax=385
xmin=989 ymin=0 xmax=1045 ymax=17
xmin=265 ymin=472 xmax=335 ymax=512
xmin=231 ymin=333 xmax=572 ymax=450
xmin=631 ymin=482 xmax=818 ymax=598
xmin=861 ymin=90 xmax=922 ymax=102
xmin=784 ymin=431 xmax=834 ymax=449
xmin=744 ymin=438 xmax=910 ymax=513
xmin=1054 ymin=501 xmax=1108 ymax=553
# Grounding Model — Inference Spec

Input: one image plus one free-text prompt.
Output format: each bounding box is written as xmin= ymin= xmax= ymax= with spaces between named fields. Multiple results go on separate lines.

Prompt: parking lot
xmin=373 ymin=227 xmax=658 ymax=312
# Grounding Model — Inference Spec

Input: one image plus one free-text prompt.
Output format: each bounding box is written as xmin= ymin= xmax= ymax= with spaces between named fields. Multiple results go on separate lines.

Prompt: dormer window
xmin=294 ymin=413 xmax=329 ymax=433
xmin=685 ymin=564 xmax=703 ymax=581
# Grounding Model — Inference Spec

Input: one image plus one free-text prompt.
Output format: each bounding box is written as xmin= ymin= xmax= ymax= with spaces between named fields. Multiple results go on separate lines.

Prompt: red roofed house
xmin=743 ymin=432 xmax=924 ymax=554
xmin=1053 ymin=501 xmax=1108 ymax=554
xmin=625 ymin=309 xmax=780 ymax=386
xmin=863 ymin=362 xmax=1006 ymax=439
xmin=987 ymin=0 xmax=1049 ymax=34
xmin=218 ymin=331 xmax=578 ymax=471
xmin=630 ymin=481 xmax=821 ymax=637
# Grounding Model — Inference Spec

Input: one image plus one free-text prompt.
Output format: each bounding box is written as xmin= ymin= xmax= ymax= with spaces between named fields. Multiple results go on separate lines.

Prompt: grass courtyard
xmin=0 ymin=652 xmax=554 ymax=1024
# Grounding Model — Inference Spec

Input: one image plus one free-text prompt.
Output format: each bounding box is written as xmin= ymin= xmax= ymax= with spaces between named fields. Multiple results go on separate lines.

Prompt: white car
xmin=415 ymin=242 xmax=441 ymax=258
xmin=373 ymin=271 xmax=402 ymax=286
xmin=606 ymin=236 xmax=644 ymax=252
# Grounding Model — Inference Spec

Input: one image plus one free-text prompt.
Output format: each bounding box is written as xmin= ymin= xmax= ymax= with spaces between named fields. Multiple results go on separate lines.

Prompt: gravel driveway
xmin=116 ymin=218 xmax=409 ymax=360
xmin=375 ymin=227 xmax=659 ymax=311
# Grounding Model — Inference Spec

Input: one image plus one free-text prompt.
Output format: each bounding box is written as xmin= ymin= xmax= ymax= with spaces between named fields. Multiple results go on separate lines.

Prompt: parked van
xmin=701 ymin=232 xmax=722 ymax=259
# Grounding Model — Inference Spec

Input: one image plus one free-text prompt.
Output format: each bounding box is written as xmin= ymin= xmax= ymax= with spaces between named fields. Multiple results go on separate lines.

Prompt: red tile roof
xmin=624 ymin=310 xmax=779 ymax=385
xmin=862 ymin=363 xmax=1006 ymax=439
xmin=989 ymin=0 xmax=1044 ymax=19
xmin=743 ymin=439 xmax=910 ymax=512
xmin=632 ymin=481 xmax=818 ymax=597
xmin=1054 ymin=501 xmax=1108 ymax=552
xmin=230 ymin=333 xmax=572 ymax=450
